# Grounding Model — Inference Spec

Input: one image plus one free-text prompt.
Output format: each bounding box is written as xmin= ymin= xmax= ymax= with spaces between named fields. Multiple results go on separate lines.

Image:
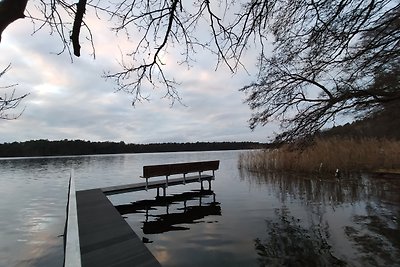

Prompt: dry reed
xmin=238 ymin=137 xmax=400 ymax=174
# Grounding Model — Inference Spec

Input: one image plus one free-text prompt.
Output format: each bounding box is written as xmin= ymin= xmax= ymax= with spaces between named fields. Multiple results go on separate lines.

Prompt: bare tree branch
xmin=0 ymin=0 xmax=29 ymax=42
xmin=70 ymin=0 xmax=87 ymax=56
xmin=0 ymin=64 xmax=29 ymax=119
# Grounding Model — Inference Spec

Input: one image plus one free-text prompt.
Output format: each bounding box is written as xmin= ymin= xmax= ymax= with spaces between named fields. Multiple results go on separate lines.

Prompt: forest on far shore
xmin=0 ymin=140 xmax=268 ymax=157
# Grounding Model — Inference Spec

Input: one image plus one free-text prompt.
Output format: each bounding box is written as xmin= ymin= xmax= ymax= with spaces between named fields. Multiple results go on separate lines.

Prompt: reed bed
xmin=238 ymin=137 xmax=400 ymax=174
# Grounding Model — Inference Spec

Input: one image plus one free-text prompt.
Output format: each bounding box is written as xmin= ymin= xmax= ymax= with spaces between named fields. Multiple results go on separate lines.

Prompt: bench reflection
xmin=115 ymin=190 xmax=221 ymax=236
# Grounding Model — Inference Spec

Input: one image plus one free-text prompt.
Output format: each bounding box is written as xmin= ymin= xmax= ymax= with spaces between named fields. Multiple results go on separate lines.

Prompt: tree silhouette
xmin=240 ymin=0 xmax=400 ymax=142
xmin=0 ymin=64 xmax=29 ymax=119
xmin=0 ymin=0 xmax=399 ymax=140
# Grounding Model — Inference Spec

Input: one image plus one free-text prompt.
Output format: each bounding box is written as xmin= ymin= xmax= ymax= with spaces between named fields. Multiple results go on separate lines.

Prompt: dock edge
xmin=64 ymin=170 xmax=82 ymax=267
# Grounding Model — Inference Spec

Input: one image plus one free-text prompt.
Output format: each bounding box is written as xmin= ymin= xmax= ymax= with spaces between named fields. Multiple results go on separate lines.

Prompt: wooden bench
xmin=141 ymin=160 xmax=220 ymax=193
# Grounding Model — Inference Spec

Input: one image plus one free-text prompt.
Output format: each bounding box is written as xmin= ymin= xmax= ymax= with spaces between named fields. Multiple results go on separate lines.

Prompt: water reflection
xmin=255 ymin=207 xmax=346 ymax=267
xmin=0 ymin=157 xmax=73 ymax=267
xmin=240 ymin=170 xmax=400 ymax=266
xmin=2 ymin=151 xmax=399 ymax=267
xmin=240 ymin=169 xmax=400 ymax=207
xmin=116 ymin=190 xmax=221 ymax=239
xmin=344 ymin=200 xmax=400 ymax=266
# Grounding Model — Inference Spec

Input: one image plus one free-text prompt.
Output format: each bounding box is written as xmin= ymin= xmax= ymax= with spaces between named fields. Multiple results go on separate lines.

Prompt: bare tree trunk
xmin=0 ymin=0 xmax=29 ymax=42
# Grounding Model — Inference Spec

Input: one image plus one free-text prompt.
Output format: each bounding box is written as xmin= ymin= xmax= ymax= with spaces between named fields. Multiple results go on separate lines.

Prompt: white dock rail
xmin=64 ymin=170 xmax=82 ymax=267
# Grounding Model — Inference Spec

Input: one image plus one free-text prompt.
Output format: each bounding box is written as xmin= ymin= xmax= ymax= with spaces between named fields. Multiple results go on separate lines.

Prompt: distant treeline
xmin=0 ymin=139 xmax=268 ymax=157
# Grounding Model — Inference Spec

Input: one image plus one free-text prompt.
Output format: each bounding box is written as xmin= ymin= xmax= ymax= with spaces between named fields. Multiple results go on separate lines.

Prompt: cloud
xmin=0 ymin=9 xmax=276 ymax=144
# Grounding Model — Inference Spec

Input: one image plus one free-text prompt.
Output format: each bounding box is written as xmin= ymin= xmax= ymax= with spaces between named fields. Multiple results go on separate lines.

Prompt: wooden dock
xmin=64 ymin=175 xmax=161 ymax=267
xmin=64 ymin=175 xmax=214 ymax=267
xmin=75 ymin=189 xmax=161 ymax=267
xmin=64 ymin=160 xmax=219 ymax=267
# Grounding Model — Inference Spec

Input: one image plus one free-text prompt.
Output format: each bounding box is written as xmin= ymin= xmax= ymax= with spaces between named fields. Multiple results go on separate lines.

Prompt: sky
xmin=0 ymin=4 xmax=278 ymax=144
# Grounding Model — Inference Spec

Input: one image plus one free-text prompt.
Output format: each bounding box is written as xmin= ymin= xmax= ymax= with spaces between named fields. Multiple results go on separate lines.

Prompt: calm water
xmin=0 ymin=151 xmax=399 ymax=267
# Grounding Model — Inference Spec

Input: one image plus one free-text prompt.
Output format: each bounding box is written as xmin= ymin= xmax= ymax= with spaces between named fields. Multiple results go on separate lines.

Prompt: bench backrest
xmin=143 ymin=160 xmax=219 ymax=178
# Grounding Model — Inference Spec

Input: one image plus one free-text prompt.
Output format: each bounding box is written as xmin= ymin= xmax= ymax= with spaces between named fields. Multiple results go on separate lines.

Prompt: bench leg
xmin=157 ymin=187 xmax=160 ymax=198
xmin=208 ymin=179 xmax=212 ymax=190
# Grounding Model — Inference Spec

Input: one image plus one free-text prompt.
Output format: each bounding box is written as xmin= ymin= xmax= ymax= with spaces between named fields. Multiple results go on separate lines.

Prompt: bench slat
xmin=142 ymin=160 xmax=219 ymax=178
xmin=143 ymin=164 xmax=171 ymax=178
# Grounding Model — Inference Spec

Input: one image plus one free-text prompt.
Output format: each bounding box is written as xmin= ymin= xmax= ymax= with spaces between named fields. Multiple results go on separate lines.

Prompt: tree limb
xmin=1 ymin=64 xmax=29 ymax=119
xmin=0 ymin=0 xmax=28 ymax=42
xmin=70 ymin=0 xmax=87 ymax=57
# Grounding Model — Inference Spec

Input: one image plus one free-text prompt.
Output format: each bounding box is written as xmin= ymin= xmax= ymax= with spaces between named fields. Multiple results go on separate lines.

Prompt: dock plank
xmin=76 ymin=189 xmax=161 ymax=267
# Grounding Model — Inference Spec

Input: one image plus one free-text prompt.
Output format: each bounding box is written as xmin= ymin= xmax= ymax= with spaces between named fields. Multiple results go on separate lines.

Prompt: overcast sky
xmin=0 ymin=6 xmax=278 ymax=144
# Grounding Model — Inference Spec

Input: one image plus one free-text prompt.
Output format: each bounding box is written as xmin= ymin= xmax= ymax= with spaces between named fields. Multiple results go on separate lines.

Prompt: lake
xmin=0 ymin=150 xmax=399 ymax=266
